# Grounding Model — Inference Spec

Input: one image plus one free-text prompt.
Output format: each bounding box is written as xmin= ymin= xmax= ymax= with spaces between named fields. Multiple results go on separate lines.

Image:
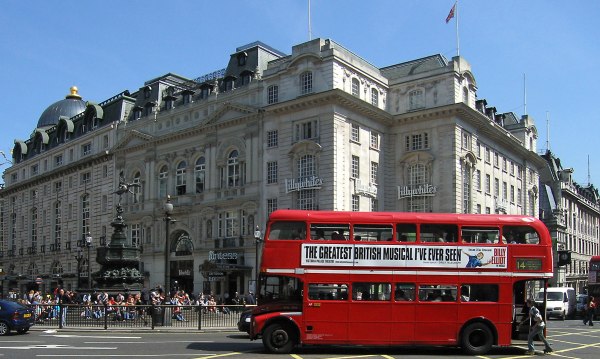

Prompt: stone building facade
xmin=0 ymin=87 xmax=133 ymax=295
xmin=539 ymin=150 xmax=600 ymax=293
xmin=1 ymin=38 xmax=546 ymax=298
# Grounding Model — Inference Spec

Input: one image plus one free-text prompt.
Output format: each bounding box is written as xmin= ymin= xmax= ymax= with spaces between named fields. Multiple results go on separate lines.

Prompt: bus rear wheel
xmin=262 ymin=323 xmax=296 ymax=354
xmin=461 ymin=322 xmax=493 ymax=355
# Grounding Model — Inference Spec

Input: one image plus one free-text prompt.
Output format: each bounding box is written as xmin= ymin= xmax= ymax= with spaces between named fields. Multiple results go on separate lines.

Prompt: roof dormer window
xmin=240 ymin=70 xmax=254 ymax=86
xmin=237 ymin=52 xmax=247 ymax=66
xmin=164 ymin=95 xmax=176 ymax=110
xmin=182 ymin=90 xmax=194 ymax=105
xmin=224 ymin=76 xmax=236 ymax=91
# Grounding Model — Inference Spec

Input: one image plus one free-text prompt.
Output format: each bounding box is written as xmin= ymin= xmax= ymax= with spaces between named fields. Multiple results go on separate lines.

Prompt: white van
xmin=535 ymin=287 xmax=576 ymax=320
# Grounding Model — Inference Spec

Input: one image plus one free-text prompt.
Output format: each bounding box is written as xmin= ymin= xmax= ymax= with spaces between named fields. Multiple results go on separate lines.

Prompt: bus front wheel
xmin=461 ymin=322 xmax=493 ymax=355
xmin=262 ymin=323 xmax=296 ymax=354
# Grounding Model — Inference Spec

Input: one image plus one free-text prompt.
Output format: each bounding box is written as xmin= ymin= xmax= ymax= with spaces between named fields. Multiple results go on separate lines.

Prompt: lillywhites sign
xmin=354 ymin=179 xmax=377 ymax=197
xmin=208 ymin=251 xmax=238 ymax=261
xmin=397 ymin=184 xmax=437 ymax=199
xmin=285 ymin=176 xmax=323 ymax=193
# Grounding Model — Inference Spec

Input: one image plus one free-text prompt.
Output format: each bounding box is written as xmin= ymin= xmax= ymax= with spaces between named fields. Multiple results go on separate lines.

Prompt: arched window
xmin=206 ymin=220 xmax=213 ymax=238
xmin=195 ymin=157 xmax=206 ymax=193
xmin=174 ymin=234 xmax=194 ymax=256
xmin=268 ymin=85 xmax=279 ymax=104
xmin=82 ymin=195 xmax=90 ymax=236
xmin=132 ymin=171 xmax=141 ymax=203
xmin=31 ymin=208 xmax=38 ymax=251
xmin=300 ymin=71 xmax=313 ymax=95
xmin=407 ymin=163 xmax=432 ymax=212
xmin=51 ymin=261 xmax=63 ymax=276
xmin=176 ymin=161 xmax=187 ymax=195
xmin=462 ymin=164 xmax=472 ymax=213
xmin=158 ymin=165 xmax=168 ymax=198
xmin=409 ymin=89 xmax=424 ymax=110
xmin=298 ymin=154 xmax=316 ymax=180
xmin=463 ymin=87 xmax=469 ymax=105
xmin=227 ymin=150 xmax=240 ymax=188
xmin=54 ymin=201 xmax=62 ymax=245
xmin=27 ymin=262 xmax=38 ymax=276
xmin=371 ymin=88 xmax=379 ymax=106
xmin=296 ymin=154 xmax=317 ymax=210
xmin=351 ymin=78 xmax=360 ymax=97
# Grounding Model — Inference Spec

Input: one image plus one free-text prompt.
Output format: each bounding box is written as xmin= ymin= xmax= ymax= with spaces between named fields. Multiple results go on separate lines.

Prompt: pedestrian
xmin=246 ymin=291 xmax=256 ymax=305
xmin=520 ymin=298 xmax=553 ymax=355
xmin=55 ymin=288 xmax=72 ymax=327
xmin=583 ymin=296 xmax=596 ymax=326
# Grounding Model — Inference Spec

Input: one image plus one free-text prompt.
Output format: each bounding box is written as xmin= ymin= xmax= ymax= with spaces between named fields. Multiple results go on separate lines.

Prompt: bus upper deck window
xmin=461 ymin=227 xmax=500 ymax=244
xmin=268 ymin=221 xmax=306 ymax=240
xmin=420 ymin=224 xmax=458 ymax=243
xmin=310 ymin=224 xmax=350 ymax=240
xmin=353 ymin=224 xmax=393 ymax=242
xmin=503 ymin=226 xmax=540 ymax=244
xmin=397 ymin=223 xmax=417 ymax=242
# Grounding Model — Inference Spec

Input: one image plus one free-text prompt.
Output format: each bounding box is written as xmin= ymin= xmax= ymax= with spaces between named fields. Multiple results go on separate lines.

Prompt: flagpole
xmin=455 ymin=0 xmax=460 ymax=58
xmin=308 ymin=0 xmax=312 ymax=40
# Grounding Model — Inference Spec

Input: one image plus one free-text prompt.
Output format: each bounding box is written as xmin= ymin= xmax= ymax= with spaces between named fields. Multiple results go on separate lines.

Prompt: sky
xmin=1 ymin=0 xmax=598 ymax=186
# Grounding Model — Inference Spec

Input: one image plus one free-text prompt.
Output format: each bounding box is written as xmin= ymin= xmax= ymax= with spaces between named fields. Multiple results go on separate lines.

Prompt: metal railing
xmin=29 ymin=303 xmax=249 ymax=330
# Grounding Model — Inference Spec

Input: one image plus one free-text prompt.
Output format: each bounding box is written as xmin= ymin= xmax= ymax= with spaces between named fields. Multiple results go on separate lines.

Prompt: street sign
xmin=35 ymin=277 xmax=43 ymax=284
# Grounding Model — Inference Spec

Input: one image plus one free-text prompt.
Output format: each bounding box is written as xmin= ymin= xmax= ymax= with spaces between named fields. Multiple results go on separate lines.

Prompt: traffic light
xmin=557 ymin=250 xmax=571 ymax=267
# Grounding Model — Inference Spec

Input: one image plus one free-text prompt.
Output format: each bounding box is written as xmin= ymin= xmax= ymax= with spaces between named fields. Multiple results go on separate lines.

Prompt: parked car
xmin=576 ymin=294 xmax=589 ymax=318
xmin=0 ymin=300 xmax=35 ymax=336
xmin=237 ymin=309 xmax=252 ymax=333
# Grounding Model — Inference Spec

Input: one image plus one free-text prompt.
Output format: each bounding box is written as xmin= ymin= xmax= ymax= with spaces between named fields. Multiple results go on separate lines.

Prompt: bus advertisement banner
xmin=301 ymin=243 xmax=507 ymax=269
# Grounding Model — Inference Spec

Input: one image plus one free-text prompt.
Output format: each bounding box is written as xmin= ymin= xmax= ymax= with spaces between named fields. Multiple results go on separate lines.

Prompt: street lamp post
xmin=74 ymin=247 xmax=84 ymax=290
xmin=164 ymin=195 xmax=176 ymax=293
xmin=254 ymin=225 xmax=262 ymax=292
xmin=85 ymin=232 xmax=93 ymax=289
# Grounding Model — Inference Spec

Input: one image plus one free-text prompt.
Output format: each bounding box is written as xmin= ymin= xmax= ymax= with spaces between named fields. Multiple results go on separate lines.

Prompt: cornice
xmin=1 ymin=151 xmax=113 ymax=196
xmin=394 ymin=103 xmax=547 ymax=169
xmin=114 ymin=102 xmax=263 ymax=154
xmin=267 ymin=89 xmax=391 ymax=124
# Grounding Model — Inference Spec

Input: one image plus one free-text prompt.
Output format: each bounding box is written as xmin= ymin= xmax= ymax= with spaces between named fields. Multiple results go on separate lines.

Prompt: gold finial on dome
xmin=66 ymin=86 xmax=82 ymax=100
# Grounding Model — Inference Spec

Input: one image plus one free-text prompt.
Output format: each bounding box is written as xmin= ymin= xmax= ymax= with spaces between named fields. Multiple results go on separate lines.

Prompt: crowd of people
xmin=14 ymin=286 xmax=256 ymax=324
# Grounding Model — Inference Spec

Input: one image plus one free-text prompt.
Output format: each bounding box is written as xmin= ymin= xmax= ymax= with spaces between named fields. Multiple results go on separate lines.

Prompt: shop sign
xmin=285 ymin=176 xmax=323 ymax=193
xmin=354 ymin=179 xmax=377 ymax=197
xmin=208 ymin=271 xmax=225 ymax=277
xmin=397 ymin=184 xmax=437 ymax=199
xmin=208 ymin=251 xmax=238 ymax=261
xmin=178 ymin=269 xmax=191 ymax=276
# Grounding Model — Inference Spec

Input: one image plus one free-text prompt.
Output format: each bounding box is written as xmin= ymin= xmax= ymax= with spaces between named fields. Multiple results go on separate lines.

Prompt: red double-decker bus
xmin=249 ymin=210 xmax=553 ymax=354
xmin=587 ymin=256 xmax=600 ymax=297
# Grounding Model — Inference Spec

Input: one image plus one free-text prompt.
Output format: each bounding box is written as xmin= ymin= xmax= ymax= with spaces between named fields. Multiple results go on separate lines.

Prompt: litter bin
xmin=153 ymin=306 xmax=165 ymax=326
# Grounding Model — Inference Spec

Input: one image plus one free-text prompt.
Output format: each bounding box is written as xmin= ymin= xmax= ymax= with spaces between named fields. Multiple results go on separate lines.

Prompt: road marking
xmin=319 ymin=356 xmax=377 ymax=359
xmin=38 ymin=355 xmax=198 ymax=357
xmin=41 ymin=334 xmax=142 ymax=339
xmin=0 ymin=344 xmax=117 ymax=350
xmin=192 ymin=353 xmax=242 ymax=359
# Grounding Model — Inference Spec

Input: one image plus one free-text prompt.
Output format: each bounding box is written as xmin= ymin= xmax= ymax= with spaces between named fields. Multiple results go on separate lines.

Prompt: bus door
xmin=415 ymin=284 xmax=459 ymax=344
xmin=304 ymin=283 xmax=349 ymax=343
xmin=348 ymin=282 xmax=392 ymax=344
xmin=390 ymin=283 xmax=416 ymax=343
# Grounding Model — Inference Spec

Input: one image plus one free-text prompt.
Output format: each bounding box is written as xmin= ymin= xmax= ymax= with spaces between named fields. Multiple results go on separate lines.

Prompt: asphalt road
xmin=0 ymin=319 xmax=599 ymax=359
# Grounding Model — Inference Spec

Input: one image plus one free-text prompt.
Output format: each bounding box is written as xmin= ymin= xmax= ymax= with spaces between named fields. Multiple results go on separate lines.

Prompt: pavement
xmin=31 ymin=324 xmax=239 ymax=333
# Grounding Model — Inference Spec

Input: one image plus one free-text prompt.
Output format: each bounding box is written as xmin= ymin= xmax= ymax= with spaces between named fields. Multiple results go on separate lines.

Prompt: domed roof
xmin=36 ymin=86 xmax=86 ymax=129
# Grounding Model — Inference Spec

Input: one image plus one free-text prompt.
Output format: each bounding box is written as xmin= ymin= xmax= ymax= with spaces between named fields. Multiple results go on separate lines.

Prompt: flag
xmin=446 ymin=3 xmax=456 ymax=23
